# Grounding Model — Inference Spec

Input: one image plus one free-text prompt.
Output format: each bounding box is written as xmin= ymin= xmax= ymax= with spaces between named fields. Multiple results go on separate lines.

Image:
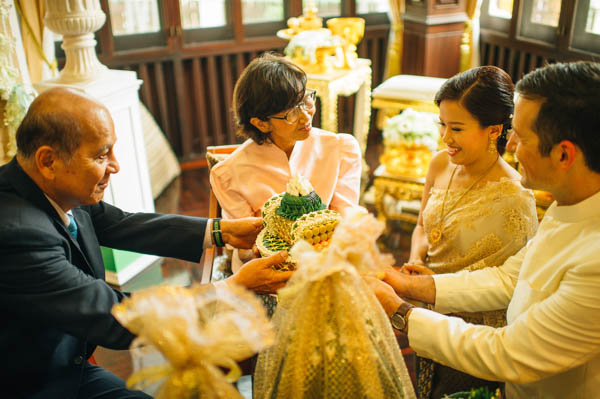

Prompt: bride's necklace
xmin=429 ymin=154 xmax=499 ymax=244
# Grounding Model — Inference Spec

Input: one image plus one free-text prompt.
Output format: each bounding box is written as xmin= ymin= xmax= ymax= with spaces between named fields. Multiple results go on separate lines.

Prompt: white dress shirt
xmin=408 ymin=190 xmax=600 ymax=398
xmin=44 ymin=194 xmax=72 ymax=227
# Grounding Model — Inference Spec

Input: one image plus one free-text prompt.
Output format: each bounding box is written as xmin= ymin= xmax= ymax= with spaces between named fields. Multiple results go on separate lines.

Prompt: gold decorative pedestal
xmin=288 ymin=45 xmax=338 ymax=74
xmin=373 ymin=165 xmax=425 ymax=225
xmin=307 ymin=58 xmax=372 ymax=187
xmin=379 ymin=143 xmax=433 ymax=178
xmin=326 ymin=17 xmax=365 ymax=69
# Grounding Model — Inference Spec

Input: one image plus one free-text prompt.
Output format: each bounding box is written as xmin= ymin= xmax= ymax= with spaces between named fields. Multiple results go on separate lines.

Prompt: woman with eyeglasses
xmin=210 ymin=52 xmax=361 ymax=273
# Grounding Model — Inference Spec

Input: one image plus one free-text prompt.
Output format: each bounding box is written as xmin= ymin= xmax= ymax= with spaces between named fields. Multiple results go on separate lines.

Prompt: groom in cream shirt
xmin=368 ymin=61 xmax=600 ymax=398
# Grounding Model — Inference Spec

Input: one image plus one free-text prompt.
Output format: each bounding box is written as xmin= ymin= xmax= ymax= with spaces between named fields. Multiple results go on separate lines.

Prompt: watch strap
xmin=395 ymin=301 xmax=415 ymax=318
xmin=391 ymin=301 xmax=415 ymax=332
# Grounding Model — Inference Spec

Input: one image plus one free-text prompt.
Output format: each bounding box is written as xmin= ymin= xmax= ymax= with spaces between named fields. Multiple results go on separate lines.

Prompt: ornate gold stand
xmin=373 ymin=165 xmax=424 ymax=225
xmin=379 ymin=143 xmax=433 ymax=178
xmin=307 ymin=58 xmax=372 ymax=185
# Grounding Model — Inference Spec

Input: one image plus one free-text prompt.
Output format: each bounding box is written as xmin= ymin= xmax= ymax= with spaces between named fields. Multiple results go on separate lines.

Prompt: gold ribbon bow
xmin=112 ymin=284 xmax=274 ymax=399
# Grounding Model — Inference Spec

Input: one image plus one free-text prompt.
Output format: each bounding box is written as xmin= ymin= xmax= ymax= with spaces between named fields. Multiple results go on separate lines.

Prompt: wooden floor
xmin=94 ymin=131 xmax=417 ymax=392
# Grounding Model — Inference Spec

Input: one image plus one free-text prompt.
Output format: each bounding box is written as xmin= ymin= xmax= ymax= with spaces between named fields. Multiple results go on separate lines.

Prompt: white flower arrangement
xmin=4 ymin=83 xmax=35 ymax=135
xmin=0 ymin=3 xmax=18 ymax=99
xmin=382 ymin=108 xmax=440 ymax=152
xmin=286 ymin=173 xmax=313 ymax=196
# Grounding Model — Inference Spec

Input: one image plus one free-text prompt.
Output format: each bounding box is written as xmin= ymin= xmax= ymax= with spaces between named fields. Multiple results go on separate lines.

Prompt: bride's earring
xmin=488 ymin=138 xmax=497 ymax=154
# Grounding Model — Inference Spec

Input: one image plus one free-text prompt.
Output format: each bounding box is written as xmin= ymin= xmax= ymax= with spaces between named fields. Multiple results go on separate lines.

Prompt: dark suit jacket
xmin=0 ymin=158 xmax=207 ymax=398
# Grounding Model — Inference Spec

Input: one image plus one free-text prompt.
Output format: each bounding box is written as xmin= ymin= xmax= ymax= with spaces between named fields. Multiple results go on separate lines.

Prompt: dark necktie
xmin=67 ymin=213 xmax=78 ymax=240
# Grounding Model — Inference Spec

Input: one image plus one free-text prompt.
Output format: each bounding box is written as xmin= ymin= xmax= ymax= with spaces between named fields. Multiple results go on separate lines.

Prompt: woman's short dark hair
xmin=233 ymin=52 xmax=307 ymax=144
xmin=515 ymin=61 xmax=600 ymax=173
xmin=435 ymin=66 xmax=514 ymax=153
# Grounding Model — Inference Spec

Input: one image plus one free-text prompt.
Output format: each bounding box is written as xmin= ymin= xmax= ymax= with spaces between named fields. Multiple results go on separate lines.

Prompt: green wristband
xmin=212 ymin=218 xmax=225 ymax=247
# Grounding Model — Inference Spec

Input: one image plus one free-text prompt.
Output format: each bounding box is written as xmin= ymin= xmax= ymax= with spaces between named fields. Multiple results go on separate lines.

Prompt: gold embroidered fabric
xmin=422 ymin=178 xmax=537 ymax=326
xmin=254 ymin=209 xmax=416 ymax=399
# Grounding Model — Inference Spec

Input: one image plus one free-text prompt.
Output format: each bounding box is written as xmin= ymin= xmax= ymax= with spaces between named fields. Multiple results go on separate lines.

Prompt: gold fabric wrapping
xmin=254 ymin=209 xmax=417 ymax=399
xmin=112 ymin=284 xmax=275 ymax=399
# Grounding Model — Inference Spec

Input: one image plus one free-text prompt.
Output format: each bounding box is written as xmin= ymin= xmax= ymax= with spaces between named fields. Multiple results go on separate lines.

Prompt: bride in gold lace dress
xmin=403 ymin=66 xmax=538 ymax=398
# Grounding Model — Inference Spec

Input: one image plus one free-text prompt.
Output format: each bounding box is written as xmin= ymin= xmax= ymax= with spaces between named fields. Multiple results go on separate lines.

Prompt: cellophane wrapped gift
xmin=112 ymin=283 xmax=275 ymax=399
xmin=254 ymin=208 xmax=416 ymax=399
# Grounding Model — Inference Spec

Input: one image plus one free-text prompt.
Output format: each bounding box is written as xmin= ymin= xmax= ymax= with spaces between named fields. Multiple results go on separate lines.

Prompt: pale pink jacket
xmin=210 ymin=128 xmax=361 ymax=219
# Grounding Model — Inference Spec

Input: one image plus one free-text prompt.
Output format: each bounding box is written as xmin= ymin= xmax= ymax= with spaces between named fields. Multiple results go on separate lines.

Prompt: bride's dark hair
xmin=435 ymin=66 xmax=514 ymax=154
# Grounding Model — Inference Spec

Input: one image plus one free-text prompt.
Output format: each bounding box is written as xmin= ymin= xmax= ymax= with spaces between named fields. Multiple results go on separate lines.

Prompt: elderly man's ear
xmin=34 ymin=146 xmax=60 ymax=180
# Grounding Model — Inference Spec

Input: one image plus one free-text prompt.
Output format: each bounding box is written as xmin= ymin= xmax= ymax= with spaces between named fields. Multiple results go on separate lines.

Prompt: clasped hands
xmin=364 ymin=260 xmax=436 ymax=318
xmin=398 ymin=259 xmax=434 ymax=276
xmin=218 ymin=217 xmax=292 ymax=295
xmin=219 ymin=218 xmax=436 ymax=302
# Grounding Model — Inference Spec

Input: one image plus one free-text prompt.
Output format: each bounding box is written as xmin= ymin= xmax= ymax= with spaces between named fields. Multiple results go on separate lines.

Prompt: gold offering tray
xmin=277 ymin=27 xmax=330 ymax=40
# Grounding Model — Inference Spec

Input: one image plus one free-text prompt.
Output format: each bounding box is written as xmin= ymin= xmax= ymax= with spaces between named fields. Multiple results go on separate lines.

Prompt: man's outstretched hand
xmin=227 ymin=251 xmax=293 ymax=294
xmin=364 ymin=275 xmax=404 ymax=316
xmin=382 ymin=266 xmax=437 ymax=305
xmin=220 ymin=217 xmax=263 ymax=249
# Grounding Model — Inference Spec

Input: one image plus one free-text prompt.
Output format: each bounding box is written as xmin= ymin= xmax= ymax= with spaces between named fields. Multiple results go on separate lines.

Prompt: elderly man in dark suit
xmin=0 ymin=87 xmax=291 ymax=398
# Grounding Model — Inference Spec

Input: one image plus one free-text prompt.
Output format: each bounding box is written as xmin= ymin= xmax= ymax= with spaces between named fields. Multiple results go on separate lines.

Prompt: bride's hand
xmin=399 ymin=263 xmax=435 ymax=276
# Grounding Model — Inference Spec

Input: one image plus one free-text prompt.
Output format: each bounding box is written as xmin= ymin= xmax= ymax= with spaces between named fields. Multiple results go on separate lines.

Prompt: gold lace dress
xmin=418 ymin=178 xmax=538 ymax=398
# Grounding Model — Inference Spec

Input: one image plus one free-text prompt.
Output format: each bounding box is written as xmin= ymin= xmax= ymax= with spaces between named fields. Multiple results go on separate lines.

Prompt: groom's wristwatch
xmin=390 ymin=302 xmax=415 ymax=333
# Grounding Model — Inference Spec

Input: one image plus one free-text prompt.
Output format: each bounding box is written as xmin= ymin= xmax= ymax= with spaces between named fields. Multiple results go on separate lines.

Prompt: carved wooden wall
xmin=479 ymin=35 xmax=558 ymax=82
xmin=101 ymin=26 xmax=389 ymax=160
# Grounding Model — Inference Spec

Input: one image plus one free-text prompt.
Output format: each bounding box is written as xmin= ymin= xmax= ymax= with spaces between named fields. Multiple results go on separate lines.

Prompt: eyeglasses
xmin=269 ymin=89 xmax=317 ymax=124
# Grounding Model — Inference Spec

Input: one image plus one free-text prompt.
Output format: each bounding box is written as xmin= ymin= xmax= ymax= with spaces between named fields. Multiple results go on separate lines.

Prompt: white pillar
xmin=44 ymin=0 xmax=108 ymax=83
xmin=37 ymin=0 xmax=158 ymax=286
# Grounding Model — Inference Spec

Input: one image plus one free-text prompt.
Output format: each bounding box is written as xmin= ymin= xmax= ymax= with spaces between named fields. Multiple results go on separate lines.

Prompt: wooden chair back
xmin=199 ymin=144 xmax=240 ymax=284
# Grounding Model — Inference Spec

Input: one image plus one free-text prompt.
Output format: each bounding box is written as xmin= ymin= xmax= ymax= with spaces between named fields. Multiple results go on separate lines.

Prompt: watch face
xmin=390 ymin=312 xmax=406 ymax=331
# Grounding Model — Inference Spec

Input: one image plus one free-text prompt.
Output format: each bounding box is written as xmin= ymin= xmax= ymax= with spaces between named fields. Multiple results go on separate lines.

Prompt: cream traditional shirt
xmin=210 ymin=128 xmax=361 ymax=219
xmin=409 ymin=190 xmax=600 ymax=398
